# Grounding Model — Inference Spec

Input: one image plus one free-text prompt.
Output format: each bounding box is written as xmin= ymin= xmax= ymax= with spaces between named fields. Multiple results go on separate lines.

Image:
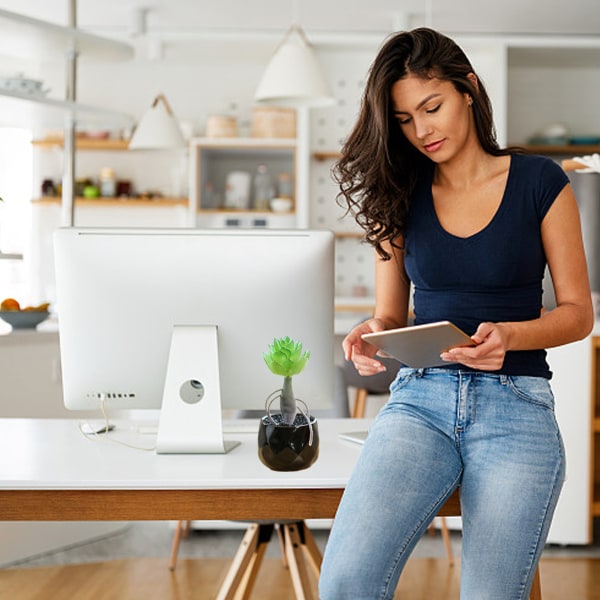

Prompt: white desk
xmin=0 ymin=418 xmax=374 ymax=521
xmin=0 ymin=417 xmax=461 ymax=522
xmin=0 ymin=417 xmax=461 ymax=599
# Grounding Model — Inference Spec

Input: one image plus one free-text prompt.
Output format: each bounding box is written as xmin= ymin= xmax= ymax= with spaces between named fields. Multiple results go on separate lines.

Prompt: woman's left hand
xmin=440 ymin=322 xmax=509 ymax=371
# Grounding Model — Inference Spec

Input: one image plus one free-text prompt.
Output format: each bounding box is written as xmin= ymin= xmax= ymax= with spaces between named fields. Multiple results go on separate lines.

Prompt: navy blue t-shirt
xmin=403 ymin=154 xmax=569 ymax=379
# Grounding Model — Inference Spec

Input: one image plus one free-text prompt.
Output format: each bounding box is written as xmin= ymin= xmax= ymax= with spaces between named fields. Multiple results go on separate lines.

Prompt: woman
xmin=319 ymin=28 xmax=593 ymax=600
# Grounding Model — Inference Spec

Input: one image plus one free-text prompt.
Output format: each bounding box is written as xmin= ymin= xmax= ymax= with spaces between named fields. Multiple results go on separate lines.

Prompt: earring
xmin=467 ymin=98 xmax=473 ymax=106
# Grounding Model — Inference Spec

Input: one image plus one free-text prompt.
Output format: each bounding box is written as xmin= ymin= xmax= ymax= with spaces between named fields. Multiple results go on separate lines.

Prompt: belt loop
xmin=416 ymin=368 xmax=425 ymax=378
xmin=499 ymin=374 xmax=508 ymax=385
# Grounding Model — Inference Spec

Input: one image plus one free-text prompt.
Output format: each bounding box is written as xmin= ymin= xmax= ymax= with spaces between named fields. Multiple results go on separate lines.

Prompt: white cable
xmin=78 ymin=394 xmax=156 ymax=452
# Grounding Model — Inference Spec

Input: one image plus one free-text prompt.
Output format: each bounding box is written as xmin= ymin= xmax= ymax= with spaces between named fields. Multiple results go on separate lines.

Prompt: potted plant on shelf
xmin=258 ymin=336 xmax=319 ymax=471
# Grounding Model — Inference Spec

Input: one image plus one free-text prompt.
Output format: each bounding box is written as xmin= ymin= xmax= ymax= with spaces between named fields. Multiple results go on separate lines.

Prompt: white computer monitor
xmin=53 ymin=227 xmax=335 ymax=453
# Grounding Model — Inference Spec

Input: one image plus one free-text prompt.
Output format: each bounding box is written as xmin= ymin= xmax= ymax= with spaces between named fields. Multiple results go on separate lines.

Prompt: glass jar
xmin=253 ymin=164 xmax=274 ymax=211
xmin=277 ymin=172 xmax=294 ymax=199
xmin=99 ymin=168 xmax=116 ymax=197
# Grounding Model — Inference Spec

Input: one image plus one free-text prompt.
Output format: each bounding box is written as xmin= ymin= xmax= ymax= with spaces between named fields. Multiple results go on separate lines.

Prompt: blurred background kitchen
xmin=0 ymin=0 xmax=600 ymax=570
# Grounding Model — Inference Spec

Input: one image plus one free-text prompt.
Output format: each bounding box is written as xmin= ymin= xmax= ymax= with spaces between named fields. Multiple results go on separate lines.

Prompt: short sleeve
xmin=536 ymin=157 xmax=570 ymax=221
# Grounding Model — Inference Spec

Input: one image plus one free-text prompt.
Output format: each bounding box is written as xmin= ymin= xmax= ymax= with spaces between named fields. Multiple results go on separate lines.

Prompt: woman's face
xmin=390 ymin=73 xmax=476 ymax=163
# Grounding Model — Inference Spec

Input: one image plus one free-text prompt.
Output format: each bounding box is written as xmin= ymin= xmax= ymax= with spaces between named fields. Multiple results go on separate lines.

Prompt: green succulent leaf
xmin=263 ymin=336 xmax=310 ymax=377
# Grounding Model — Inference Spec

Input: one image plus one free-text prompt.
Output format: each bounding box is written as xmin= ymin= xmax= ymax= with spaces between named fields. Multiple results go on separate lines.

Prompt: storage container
xmin=251 ymin=107 xmax=296 ymax=138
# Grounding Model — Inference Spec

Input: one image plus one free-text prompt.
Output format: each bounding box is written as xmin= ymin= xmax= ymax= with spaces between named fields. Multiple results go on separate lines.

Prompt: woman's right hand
xmin=343 ymin=318 xmax=389 ymax=376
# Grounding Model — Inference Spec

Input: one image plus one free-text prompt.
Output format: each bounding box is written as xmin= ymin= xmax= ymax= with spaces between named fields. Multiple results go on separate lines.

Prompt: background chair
xmin=340 ymin=352 xmax=399 ymax=418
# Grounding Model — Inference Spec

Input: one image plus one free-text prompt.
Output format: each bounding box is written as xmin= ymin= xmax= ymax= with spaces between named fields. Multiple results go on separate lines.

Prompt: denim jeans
xmin=319 ymin=368 xmax=565 ymax=600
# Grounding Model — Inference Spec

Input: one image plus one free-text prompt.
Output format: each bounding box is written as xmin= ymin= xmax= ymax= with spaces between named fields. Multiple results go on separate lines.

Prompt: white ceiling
xmin=1 ymin=0 xmax=600 ymax=38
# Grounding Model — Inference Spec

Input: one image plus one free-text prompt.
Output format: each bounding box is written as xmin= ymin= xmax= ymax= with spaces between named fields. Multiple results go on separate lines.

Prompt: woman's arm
xmin=444 ymin=183 xmax=594 ymax=370
xmin=343 ymin=240 xmax=411 ymax=374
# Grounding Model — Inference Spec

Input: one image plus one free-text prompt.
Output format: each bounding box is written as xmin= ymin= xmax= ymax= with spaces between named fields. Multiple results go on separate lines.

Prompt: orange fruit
xmin=22 ymin=302 xmax=50 ymax=312
xmin=1 ymin=298 xmax=20 ymax=311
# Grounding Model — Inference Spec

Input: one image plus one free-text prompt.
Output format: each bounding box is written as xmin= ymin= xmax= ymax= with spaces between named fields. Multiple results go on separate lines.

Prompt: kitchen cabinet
xmin=190 ymin=137 xmax=299 ymax=228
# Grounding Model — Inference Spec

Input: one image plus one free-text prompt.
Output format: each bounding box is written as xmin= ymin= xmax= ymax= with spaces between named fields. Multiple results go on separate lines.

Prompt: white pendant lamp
xmin=129 ymin=94 xmax=185 ymax=150
xmin=254 ymin=25 xmax=335 ymax=108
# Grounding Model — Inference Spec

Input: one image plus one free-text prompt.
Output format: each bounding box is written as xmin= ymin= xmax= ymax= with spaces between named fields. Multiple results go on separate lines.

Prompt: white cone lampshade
xmin=255 ymin=25 xmax=334 ymax=108
xmin=129 ymin=94 xmax=186 ymax=150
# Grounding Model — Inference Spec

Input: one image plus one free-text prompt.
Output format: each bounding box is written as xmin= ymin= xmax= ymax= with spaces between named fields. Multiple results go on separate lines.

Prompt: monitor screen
xmin=54 ymin=228 xmax=335 ymax=452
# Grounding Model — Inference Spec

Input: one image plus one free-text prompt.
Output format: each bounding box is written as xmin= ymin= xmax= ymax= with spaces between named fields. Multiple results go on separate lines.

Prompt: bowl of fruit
xmin=0 ymin=298 xmax=50 ymax=330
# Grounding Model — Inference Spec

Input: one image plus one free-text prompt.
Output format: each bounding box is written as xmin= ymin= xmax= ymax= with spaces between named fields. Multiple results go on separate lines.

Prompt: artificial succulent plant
xmin=263 ymin=336 xmax=310 ymax=425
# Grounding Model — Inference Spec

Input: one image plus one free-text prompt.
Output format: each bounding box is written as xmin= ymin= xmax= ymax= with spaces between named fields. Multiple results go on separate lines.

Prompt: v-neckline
xmin=428 ymin=155 xmax=513 ymax=241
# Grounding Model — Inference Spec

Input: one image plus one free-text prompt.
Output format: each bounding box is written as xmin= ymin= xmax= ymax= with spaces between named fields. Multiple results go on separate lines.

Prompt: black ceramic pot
xmin=258 ymin=413 xmax=319 ymax=471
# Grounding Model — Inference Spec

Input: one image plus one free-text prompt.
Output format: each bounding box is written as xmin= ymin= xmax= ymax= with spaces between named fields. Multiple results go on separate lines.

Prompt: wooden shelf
xmin=196 ymin=208 xmax=294 ymax=215
xmin=314 ymin=146 xmax=600 ymax=161
xmin=334 ymin=231 xmax=363 ymax=239
xmin=32 ymin=138 xmax=130 ymax=151
xmin=313 ymin=151 xmax=341 ymax=161
xmin=191 ymin=137 xmax=296 ymax=149
xmin=33 ymin=196 xmax=188 ymax=207
xmin=335 ymin=297 xmax=375 ymax=313
xmin=521 ymin=144 xmax=600 ymax=155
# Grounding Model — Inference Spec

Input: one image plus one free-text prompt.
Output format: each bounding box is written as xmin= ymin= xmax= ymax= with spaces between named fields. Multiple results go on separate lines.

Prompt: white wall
xmin=508 ymin=64 xmax=600 ymax=144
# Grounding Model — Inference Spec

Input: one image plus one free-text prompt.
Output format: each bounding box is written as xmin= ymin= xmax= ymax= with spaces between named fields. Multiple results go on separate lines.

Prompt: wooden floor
xmin=1 ymin=556 xmax=599 ymax=600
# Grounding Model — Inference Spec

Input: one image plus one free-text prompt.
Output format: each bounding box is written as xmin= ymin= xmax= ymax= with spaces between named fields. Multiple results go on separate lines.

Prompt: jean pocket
xmin=389 ymin=367 xmax=419 ymax=393
xmin=505 ymin=376 xmax=555 ymax=409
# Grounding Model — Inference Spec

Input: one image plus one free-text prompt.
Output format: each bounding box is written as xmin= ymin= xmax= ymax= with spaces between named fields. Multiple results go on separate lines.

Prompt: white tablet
xmin=361 ymin=321 xmax=475 ymax=368
xmin=338 ymin=430 xmax=369 ymax=445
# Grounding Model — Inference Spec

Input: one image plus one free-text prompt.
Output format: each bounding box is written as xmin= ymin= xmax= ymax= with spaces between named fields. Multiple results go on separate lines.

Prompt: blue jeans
xmin=319 ymin=368 xmax=565 ymax=600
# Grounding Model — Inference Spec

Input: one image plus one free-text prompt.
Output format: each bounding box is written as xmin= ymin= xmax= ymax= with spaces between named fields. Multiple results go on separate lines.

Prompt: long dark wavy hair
xmin=334 ymin=28 xmax=512 ymax=259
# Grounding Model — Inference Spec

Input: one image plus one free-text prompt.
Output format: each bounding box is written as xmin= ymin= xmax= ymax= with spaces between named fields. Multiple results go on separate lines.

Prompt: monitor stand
xmin=156 ymin=325 xmax=240 ymax=454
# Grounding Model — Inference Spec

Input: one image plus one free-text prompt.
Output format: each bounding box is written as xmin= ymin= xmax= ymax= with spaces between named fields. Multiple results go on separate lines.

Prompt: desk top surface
xmin=0 ymin=418 xmax=370 ymax=491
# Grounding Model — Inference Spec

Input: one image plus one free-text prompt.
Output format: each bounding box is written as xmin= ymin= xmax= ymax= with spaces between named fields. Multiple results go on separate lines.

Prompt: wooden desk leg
xmin=182 ymin=520 xmax=191 ymax=537
xmin=168 ymin=520 xmax=192 ymax=571
xmin=216 ymin=523 xmax=274 ymax=600
xmin=283 ymin=522 xmax=319 ymax=600
xmin=168 ymin=520 xmax=185 ymax=571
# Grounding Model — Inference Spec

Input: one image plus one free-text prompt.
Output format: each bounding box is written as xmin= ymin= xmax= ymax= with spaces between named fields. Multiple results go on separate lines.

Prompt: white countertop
xmin=0 ymin=314 xmax=361 ymax=339
xmin=0 ymin=417 xmax=370 ymax=491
